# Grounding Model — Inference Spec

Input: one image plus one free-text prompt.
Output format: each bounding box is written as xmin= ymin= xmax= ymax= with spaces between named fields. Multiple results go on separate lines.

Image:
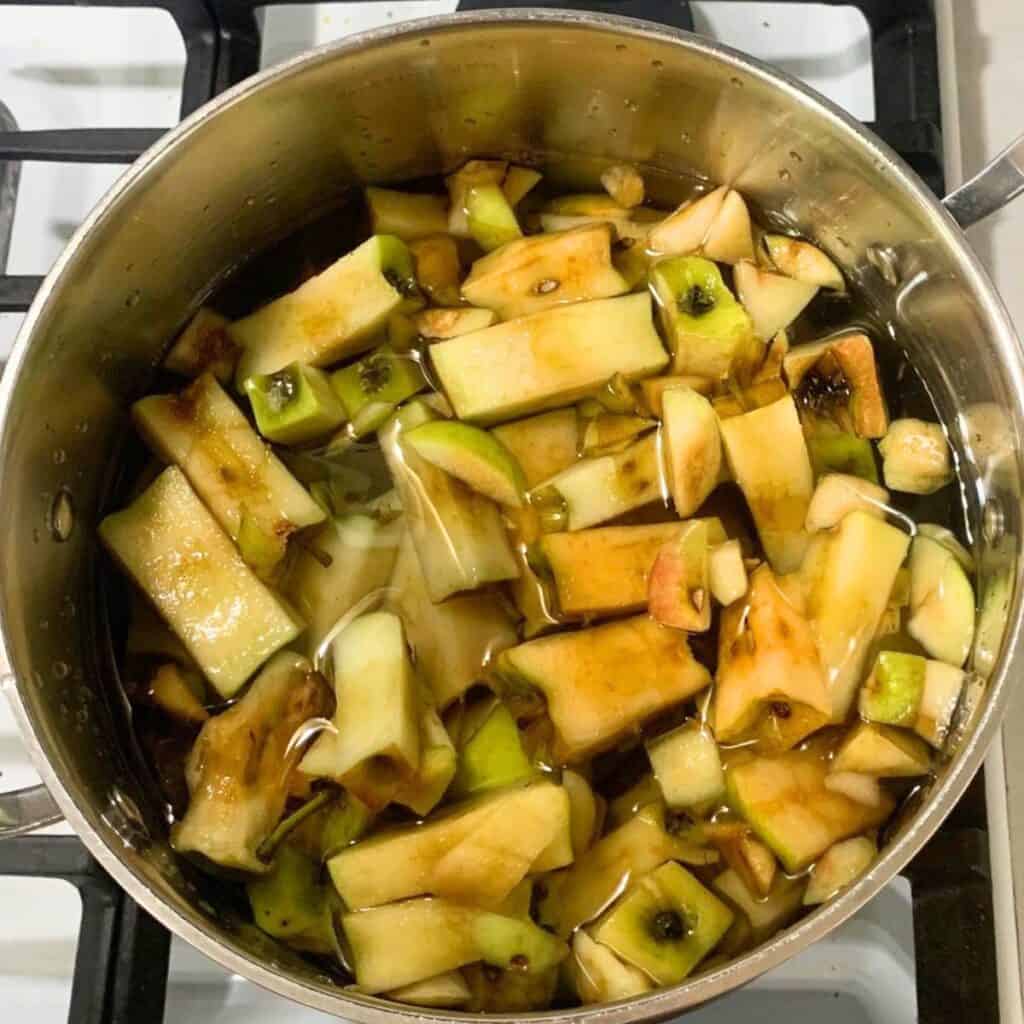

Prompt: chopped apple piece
xmin=503 ymin=165 xmax=543 ymax=206
xmin=702 ymin=188 xmax=755 ymax=264
xmin=299 ymin=612 xmax=419 ymax=807
xmin=164 ymin=307 xmax=238 ymax=382
xmin=450 ymin=701 xmax=533 ymax=797
xmin=714 ymin=564 xmax=830 ymax=743
xmin=539 ymin=432 xmax=665 ymax=531
xmin=808 ymin=510 xmax=911 ymax=719
xmin=365 ymin=187 xmax=449 ymax=240
xmin=562 ymin=769 xmax=601 ymax=858
xmin=709 ymin=539 xmax=748 ymax=605
xmin=606 ymin=775 xmax=663 ymax=830
xmin=284 ymin=511 xmax=402 ymax=657
xmin=712 ymin=868 xmax=804 ymax=942
xmin=446 ymin=159 xmax=508 ymax=236
xmin=328 ymin=782 xmax=571 ymax=910
xmin=647 ymin=520 xmax=712 ymax=632
xmin=409 ymin=234 xmax=462 ymax=307
xmin=804 ymin=836 xmax=876 ymax=905
xmin=544 ymin=193 xmax=631 ymax=217
xmin=393 ymin=700 xmax=457 ymax=816
xmin=661 ymin=387 xmax=722 ymax=516
xmin=640 ymin=374 xmax=715 ymax=417
xmin=600 ymin=163 xmax=645 ymax=208
xmin=133 ymin=374 xmax=325 ymax=572
xmin=389 ymin=971 xmax=471 ymax=1008
xmin=172 ymin=652 xmax=331 ymax=870
xmin=389 ymin=531 xmax=517 ymax=706
xmin=465 ymin=183 xmax=523 ymax=251
xmin=805 ymin=473 xmax=889 ymax=532
xmin=232 ymin=235 xmax=420 ymax=381
xmin=719 ymin=395 xmax=814 ymax=572
xmin=647 ymin=722 xmax=724 ymax=808
xmin=906 ymin=534 xmax=975 ymax=667
xmin=539 ymin=212 xmax=655 ymax=242
xmin=461 ymin=961 xmax=558 ymax=1013
xmin=432 ymin=293 xmax=668 ymax=424
xmin=243 ymin=361 xmax=345 ymax=445
xmin=462 ymin=224 xmax=628 ymax=319
xmin=879 ymin=418 xmax=954 ymax=494
xmin=831 ymin=721 xmax=931 ymax=777
xmin=414 ymin=306 xmax=497 ymax=340
xmin=379 ymin=401 xmax=518 ymax=601
xmin=99 ymin=467 xmax=303 ymax=697
xmin=824 ymin=772 xmax=885 ymax=808
xmin=581 ymin=413 xmax=654 ymax=454
xmin=247 ymin=843 xmax=334 ymax=953
xmin=915 ymin=660 xmax=965 ymax=748
xmin=726 ymin=750 xmax=894 ymax=872
xmin=647 ymin=185 xmax=727 ymax=255
xmin=542 ymin=521 xmax=724 ymax=620
xmin=788 ymin=334 xmax=889 ymax=439
xmin=650 ymin=256 xmax=760 ymax=379
xmin=404 ymin=419 xmax=526 ymax=507
xmin=491 ymin=409 xmax=579 ymax=489
xmin=734 ymin=260 xmax=818 ymax=340
xmin=715 ymin=831 xmax=777 ymax=899
xmin=571 ymin=931 xmax=652 ymax=1004
xmin=148 ymin=663 xmax=208 ymax=725
xmin=592 ymin=861 xmax=734 ymax=984
xmin=859 ymin=650 xmax=925 ymax=727
xmin=804 ymin=418 xmax=880 ymax=482
xmin=917 ymin=522 xmax=974 ymax=571
xmin=556 ymin=804 xmax=719 ymax=937
xmin=343 ymin=897 xmax=567 ymax=993
xmin=330 ymin=344 xmax=427 ymax=438
xmin=762 ymin=234 xmax=845 ymax=290
xmin=497 ymin=615 xmax=711 ymax=763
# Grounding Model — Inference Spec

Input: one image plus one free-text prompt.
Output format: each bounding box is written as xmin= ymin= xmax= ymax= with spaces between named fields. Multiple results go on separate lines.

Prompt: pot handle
xmin=0 ymin=669 xmax=64 ymax=837
xmin=0 ymin=783 xmax=63 ymax=838
xmin=943 ymin=132 xmax=1024 ymax=229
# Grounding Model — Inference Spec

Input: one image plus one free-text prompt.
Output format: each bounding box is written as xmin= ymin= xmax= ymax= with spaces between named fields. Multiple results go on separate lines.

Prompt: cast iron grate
xmin=0 ymin=3 xmax=993 ymax=1024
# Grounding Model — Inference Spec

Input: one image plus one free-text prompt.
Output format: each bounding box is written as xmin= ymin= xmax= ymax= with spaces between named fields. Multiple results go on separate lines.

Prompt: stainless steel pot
xmin=1 ymin=11 xmax=1023 ymax=1021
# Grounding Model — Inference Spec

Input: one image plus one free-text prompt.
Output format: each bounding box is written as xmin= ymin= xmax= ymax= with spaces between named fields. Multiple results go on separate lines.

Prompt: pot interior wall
xmin=1 ymin=16 xmax=1019 ymax=1020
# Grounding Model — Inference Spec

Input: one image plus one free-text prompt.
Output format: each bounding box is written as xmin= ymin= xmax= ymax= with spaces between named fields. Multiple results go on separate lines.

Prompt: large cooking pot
xmin=1 ymin=11 xmax=1023 ymax=1020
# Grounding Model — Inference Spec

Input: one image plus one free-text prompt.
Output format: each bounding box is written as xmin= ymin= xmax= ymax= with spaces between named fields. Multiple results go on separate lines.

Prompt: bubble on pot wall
xmin=49 ymin=488 xmax=74 ymax=542
xmin=983 ymin=497 xmax=1004 ymax=545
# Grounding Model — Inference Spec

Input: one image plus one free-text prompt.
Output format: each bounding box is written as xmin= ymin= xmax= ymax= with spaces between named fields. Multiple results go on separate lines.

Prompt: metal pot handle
xmin=0 ymin=652 xmax=63 ymax=837
xmin=943 ymin=132 xmax=1024 ymax=229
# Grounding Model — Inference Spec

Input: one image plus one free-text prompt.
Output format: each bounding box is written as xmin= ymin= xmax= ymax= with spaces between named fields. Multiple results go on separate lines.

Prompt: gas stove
xmin=0 ymin=3 xmax=1017 ymax=1023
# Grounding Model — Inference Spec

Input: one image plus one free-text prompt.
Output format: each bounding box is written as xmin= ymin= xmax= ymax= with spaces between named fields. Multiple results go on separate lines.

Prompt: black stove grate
xmin=0 ymin=3 xmax=996 ymax=1023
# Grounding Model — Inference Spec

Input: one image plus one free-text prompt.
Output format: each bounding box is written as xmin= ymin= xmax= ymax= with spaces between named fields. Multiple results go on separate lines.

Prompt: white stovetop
xmin=2 ymin=1 xmax=1021 ymax=1021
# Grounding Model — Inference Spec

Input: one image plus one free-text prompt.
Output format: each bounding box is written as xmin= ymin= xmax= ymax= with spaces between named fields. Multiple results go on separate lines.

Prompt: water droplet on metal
xmin=731 ymin=76 xmax=744 ymax=87
xmin=52 ymin=448 xmax=66 ymax=465
xmin=616 ymin=43 xmax=627 ymax=52
xmin=53 ymin=660 xmax=70 ymax=681
xmin=680 ymin=130 xmax=692 ymax=144
xmin=867 ymin=244 xmax=901 ymax=286
xmin=245 ymin=196 xmax=256 ymax=207
xmin=124 ymin=290 xmax=141 ymax=309
xmin=778 ymin=168 xmax=792 ymax=183
xmin=50 ymin=488 xmax=75 ymax=542
xmin=651 ymin=59 xmax=664 ymax=69
xmin=983 ymin=498 xmax=1004 ymax=544
xmin=789 ymin=150 xmax=804 ymax=163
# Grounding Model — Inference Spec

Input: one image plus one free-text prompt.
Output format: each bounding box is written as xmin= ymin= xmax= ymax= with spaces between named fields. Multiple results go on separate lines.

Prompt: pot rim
xmin=3 ymin=10 xmax=1022 ymax=1022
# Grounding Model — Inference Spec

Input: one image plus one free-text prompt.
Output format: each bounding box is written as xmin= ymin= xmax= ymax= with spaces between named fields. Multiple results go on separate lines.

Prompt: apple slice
xmin=915 ymin=660 xmax=965 ymax=748
xmin=647 ymin=722 xmax=724 ymax=808
xmin=734 ymin=260 xmax=819 ymax=339
xmin=907 ymin=534 xmax=975 ymax=667
xmin=702 ymin=189 xmax=755 ymax=264
xmin=571 ymin=931 xmax=652 ymax=1004
xmin=414 ymin=307 xmax=497 ymax=340
xmin=831 ymin=722 xmax=931 ymax=777
xmin=661 ymin=387 xmax=722 ymax=516
xmin=600 ymin=163 xmax=645 ymax=207
xmin=823 ymin=772 xmax=884 ymax=808
xmin=804 ymin=473 xmax=889 ymax=532
xmin=403 ymin=420 xmax=527 ymax=508
xmin=647 ymin=185 xmax=727 ymax=255
xmin=709 ymin=539 xmax=748 ymax=606
xmin=762 ymin=234 xmax=845 ymax=291
xmin=803 ymin=836 xmax=876 ymax=905
xmin=879 ymin=418 xmax=954 ymax=495
xmin=648 ymin=520 xmax=712 ymax=632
